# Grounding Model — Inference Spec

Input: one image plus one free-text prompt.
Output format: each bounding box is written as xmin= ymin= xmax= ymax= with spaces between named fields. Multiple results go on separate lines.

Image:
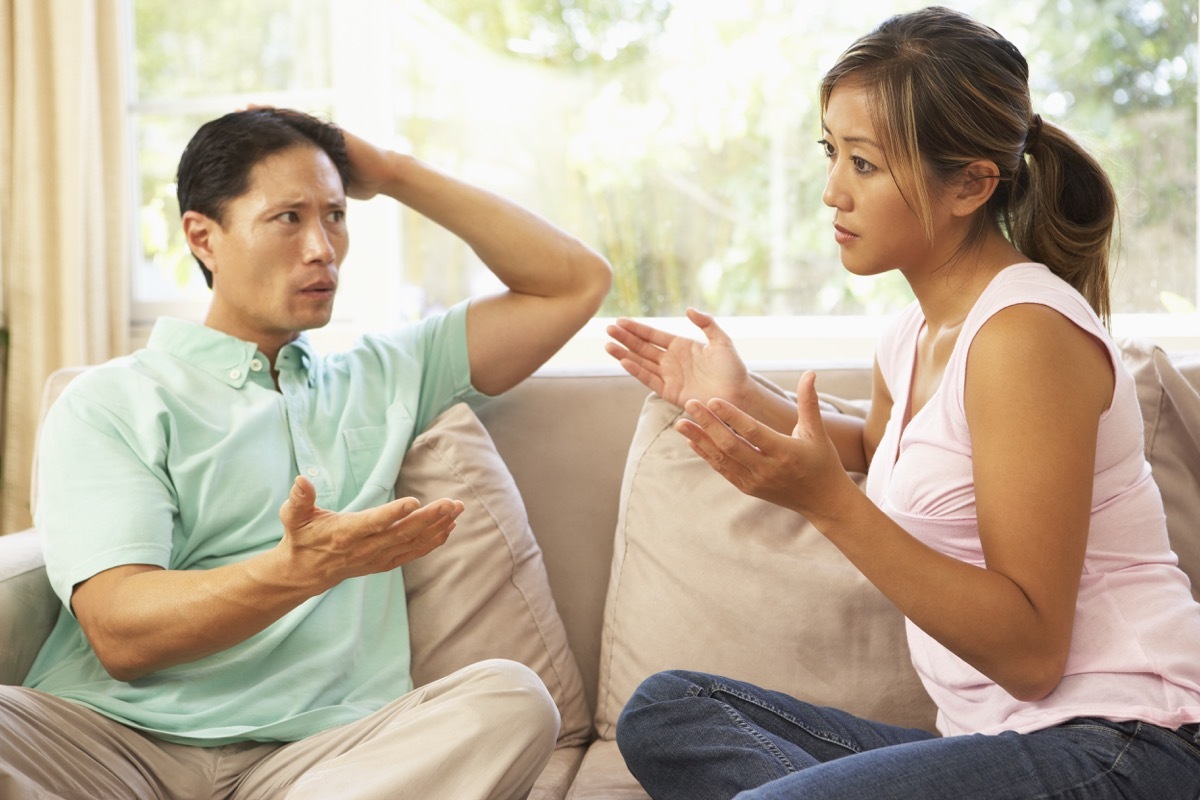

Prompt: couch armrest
xmin=0 ymin=528 xmax=59 ymax=685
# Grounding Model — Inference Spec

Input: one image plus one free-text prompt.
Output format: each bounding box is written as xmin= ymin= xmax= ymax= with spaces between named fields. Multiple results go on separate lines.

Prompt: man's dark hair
xmin=176 ymin=108 xmax=351 ymax=288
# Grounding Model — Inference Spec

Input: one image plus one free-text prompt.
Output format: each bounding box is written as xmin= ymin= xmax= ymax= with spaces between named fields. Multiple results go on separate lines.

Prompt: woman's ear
xmin=181 ymin=210 xmax=219 ymax=274
xmin=951 ymin=160 xmax=1001 ymax=217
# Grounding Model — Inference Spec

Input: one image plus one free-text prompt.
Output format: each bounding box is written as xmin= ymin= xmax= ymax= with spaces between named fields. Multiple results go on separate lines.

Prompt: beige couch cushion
xmin=398 ymin=403 xmax=592 ymax=753
xmin=1121 ymin=339 xmax=1200 ymax=599
xmin=594 ymin=393 xmax=938 ymax=740
xmin=566 ymin=739 xmax=650 ymax=800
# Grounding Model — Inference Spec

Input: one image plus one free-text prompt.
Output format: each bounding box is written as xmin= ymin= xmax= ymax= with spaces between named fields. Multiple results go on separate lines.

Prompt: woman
xmin=607 ymin=7 xmax=1200 ymax=799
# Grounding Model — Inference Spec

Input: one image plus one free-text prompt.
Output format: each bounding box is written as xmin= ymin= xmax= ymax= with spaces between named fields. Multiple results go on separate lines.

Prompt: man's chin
xmin=292 ymin=306 xmax=336 ymax=332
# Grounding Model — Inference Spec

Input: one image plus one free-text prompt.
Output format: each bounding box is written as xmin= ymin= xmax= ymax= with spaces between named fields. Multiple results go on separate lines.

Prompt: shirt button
xmin=229 ymin=369 xmax=242 ymax=380
xmin=306 ymin=467 xmax=319 ymax=477
xmin=249 ymin=359 xmax=264 ymax=372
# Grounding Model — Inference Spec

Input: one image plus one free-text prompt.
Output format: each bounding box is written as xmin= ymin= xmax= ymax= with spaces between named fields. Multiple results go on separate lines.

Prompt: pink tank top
xmin=865 ymin=263 xmax=1200 ymax=736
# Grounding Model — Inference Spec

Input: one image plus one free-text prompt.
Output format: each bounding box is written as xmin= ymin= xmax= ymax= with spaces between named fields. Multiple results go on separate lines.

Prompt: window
xmin=129 ymin=0 xmax=1200 ymax=362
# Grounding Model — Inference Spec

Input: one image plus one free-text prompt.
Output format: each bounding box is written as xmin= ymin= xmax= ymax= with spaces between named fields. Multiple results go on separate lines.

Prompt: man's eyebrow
xmin=260 ymin=195 xmax=346 ymax=211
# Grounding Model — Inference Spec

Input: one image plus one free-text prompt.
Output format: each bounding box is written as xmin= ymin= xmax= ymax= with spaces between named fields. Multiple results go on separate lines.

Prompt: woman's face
xmin=819 ymin=83 xmax=945 ymax=279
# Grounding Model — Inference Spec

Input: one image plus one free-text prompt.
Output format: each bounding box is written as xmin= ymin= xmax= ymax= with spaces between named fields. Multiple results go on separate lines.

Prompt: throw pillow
xmin=594 ymin=392 xmax=938 ymax=739
xmin=1121 ymin=339 xmax=1200 ymax=600
xmin=398 ymin=402 xmax=591 ymax=748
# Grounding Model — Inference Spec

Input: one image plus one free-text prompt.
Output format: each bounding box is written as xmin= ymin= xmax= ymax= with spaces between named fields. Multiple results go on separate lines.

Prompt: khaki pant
xmin=0 ymin=658 xmax=559 ymax=800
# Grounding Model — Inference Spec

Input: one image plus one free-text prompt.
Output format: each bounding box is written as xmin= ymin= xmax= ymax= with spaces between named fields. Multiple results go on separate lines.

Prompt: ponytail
xmin=1003 ymin=119 xmax=1117 ymax=325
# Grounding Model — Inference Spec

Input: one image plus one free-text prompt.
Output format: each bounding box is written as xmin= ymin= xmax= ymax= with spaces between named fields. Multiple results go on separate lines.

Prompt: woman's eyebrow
xmin=822 ymin=123 xmax=881 ymax=148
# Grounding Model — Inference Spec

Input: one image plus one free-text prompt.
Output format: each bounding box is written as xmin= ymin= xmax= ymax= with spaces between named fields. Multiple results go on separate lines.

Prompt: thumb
xmin=793 ymin=371 xmax=824 ymax=439
xmin=687 ymin=307 xmax=731 ymax=346
xmin=279 ymin=475 xmax=318 ymax=528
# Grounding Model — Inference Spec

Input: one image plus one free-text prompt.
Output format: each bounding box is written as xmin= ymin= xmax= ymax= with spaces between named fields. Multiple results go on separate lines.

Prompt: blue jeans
xmin=615 ymin=670 xmax=1200 ymax=800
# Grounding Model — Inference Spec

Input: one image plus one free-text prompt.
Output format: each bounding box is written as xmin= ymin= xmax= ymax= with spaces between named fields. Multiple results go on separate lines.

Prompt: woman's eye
xmin=852 ymin=156 xmax=875 ymax=175
xmin=817 ymin=138 xmax=834 ymax=158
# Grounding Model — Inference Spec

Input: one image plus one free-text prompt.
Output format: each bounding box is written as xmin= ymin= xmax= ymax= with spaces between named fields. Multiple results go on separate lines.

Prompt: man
xmin=0 ymin=108 xmax=611 ymax=799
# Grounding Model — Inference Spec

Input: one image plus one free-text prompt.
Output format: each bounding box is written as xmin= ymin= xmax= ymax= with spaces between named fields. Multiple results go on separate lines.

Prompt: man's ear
xmin=181 ymin=210 xmax=219 ymax=274
xmin=951 ymin=160 xmax=1001 ymax=217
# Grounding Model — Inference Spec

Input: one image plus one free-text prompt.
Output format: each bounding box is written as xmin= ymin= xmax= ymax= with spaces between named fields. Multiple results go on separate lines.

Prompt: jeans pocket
xmin=1164 ymin=722 xmax=1200 ymax=757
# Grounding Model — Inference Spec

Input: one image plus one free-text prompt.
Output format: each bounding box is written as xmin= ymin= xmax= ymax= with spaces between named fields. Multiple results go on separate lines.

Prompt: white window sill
xmin=129 ymin=312 xmax=1200 ymax=372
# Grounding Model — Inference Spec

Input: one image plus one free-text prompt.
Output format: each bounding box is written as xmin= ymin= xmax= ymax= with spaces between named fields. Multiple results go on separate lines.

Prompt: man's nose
xmin=303 ymin=221 xmax=336 ymax=262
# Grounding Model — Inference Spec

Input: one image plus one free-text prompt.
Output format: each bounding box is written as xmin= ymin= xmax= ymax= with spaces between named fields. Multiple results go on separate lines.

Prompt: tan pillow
xmin=398 ymin=403 xmax=591 ymax=748
xmin=1120 ymin=339 xmax=1200 ymax=600
xmin=594 ymin=393 xmax=938 ymax=740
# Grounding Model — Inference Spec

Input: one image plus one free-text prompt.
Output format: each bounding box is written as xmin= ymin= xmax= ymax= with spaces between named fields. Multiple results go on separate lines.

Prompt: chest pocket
xmin=342 ymin=425 xmax=392 ymax=496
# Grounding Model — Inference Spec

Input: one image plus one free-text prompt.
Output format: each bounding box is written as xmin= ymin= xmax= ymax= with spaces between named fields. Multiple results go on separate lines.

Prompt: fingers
xmin=605 ymin=323 xmax=669 ymax=370
xmin=605 ymin=349 xmax=665 ymax=394
xmin=608 ymin=317 xmax=679 ymax=351
xmin=605 ymin=322 xmax=670 ymax=392
xmin=338 ymin=498 xmax=462 ymax=570
xmin=674 ymin=400 xmax=766 ymax=487
xmin=681 ymin=399 xmax=772 ymax=455
xmin=377 ymin=498 xmax=464 ymax=566
xmin=367 ymin=496 xmax=456 ymax=534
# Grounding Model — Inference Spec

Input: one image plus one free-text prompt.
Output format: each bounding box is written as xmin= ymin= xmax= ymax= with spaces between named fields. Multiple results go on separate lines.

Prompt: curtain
xmin=0 ymin=0 xmax=129 ymax=534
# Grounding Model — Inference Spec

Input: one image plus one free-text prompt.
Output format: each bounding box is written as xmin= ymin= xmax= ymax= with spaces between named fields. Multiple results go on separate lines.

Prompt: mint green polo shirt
xmin=26 ymin=302 xmax=484 ymax=746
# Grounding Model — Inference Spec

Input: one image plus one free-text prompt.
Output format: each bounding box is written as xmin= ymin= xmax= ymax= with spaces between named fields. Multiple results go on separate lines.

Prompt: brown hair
xmin=820 ymin=6 xmax=1117 ymax=323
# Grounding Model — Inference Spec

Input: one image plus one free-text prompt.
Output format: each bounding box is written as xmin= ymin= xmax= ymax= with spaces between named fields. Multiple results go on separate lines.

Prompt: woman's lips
xmin=834 ymin=224 xmax=859 ymax=245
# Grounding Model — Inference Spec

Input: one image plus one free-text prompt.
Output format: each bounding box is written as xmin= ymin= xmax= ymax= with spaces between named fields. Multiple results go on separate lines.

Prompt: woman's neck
xmin=905 ymin=232 xmax=1027 ymax=334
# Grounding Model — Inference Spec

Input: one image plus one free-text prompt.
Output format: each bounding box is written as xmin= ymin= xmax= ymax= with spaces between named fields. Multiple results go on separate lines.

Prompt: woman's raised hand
xmin=605 ymin=308 xmax=752 ymax=409
xmin=674 ymin=371 xmax=856 ymax=523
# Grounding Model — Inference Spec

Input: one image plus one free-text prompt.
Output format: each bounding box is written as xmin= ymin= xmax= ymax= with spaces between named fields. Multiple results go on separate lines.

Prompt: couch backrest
xmin=476 ymin=364 xmax=872 ymax=710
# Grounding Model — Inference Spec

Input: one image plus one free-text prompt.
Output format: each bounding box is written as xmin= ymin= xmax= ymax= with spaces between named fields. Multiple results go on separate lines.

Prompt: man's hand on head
xmin=337 ymin=127 xmax=397 ymax=201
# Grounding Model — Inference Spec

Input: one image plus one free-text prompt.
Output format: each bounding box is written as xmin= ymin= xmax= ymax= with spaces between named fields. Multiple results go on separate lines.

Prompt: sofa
xmin=2 ymin=337 xmax=1199 ymax=799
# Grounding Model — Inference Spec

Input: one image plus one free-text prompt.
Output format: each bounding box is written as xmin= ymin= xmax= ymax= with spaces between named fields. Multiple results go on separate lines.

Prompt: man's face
xmin=192 ymin=144 xmax=349 ymax=357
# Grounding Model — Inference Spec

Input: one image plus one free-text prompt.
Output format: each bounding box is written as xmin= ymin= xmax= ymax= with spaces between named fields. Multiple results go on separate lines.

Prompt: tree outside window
xmin=130 ymin=0 xmax=1198 ymax=335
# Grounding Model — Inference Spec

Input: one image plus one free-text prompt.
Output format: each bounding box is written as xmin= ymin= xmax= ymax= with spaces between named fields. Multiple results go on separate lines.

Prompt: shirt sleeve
xmin=34 ymin=371 xmax=176 ymax=611
xmin=356 ymin=299 xmax=489 ymax=436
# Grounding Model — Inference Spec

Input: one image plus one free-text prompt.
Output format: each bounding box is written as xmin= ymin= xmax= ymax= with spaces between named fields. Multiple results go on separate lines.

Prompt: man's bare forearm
xmin=71 ymin=548 xmax=325 ymax=682
xmin=73 ymin=485 xmax=464 ymax=681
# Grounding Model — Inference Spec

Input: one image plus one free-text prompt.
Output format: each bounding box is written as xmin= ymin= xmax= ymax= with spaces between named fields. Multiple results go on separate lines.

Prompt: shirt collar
xmin=147 ymin=318 xmax=318 ymax=388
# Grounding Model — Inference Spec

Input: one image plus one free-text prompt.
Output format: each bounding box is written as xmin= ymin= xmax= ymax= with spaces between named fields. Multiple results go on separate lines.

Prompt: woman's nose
xmin=822 ymin=166 xmax=847 ymax=210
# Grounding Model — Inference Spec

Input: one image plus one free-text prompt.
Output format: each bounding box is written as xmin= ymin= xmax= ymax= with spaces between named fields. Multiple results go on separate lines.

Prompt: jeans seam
xmin=696 ymin=681 xmax=862 ymax=757
xmin=716 ymin=700 xmax=802 ymax=774
xmin=1029 ymin=720 xmax=1140 ymax=800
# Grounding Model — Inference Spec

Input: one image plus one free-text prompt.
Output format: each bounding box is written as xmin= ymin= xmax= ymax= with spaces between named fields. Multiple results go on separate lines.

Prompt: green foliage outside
xmin=132 ymin=0 xmax=1197 ymax=318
